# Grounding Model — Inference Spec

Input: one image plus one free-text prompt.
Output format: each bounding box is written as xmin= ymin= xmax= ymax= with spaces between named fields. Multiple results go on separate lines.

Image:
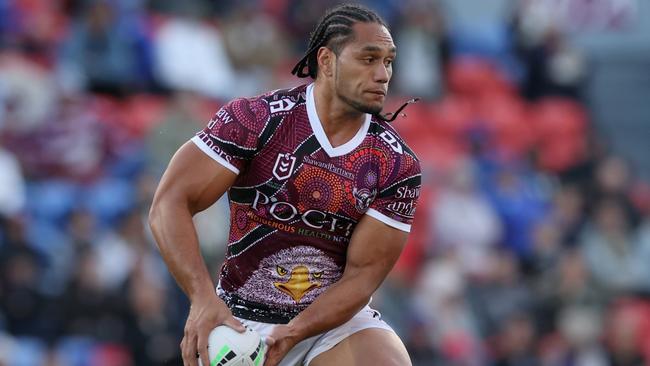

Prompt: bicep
xmin=343 ymin=214 xmax=409 ymax=287
xmin=152 ymin=141 xmax=237 ymax=215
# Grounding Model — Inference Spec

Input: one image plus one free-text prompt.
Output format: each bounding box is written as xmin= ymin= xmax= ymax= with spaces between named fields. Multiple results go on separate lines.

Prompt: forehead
xmin=346 ymin=22 xmax=395 ymax=52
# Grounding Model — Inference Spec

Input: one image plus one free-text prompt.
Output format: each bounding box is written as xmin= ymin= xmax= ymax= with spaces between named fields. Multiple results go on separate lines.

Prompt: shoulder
xmin=210 ymin=85 xmax=307 ymax=134
xmin=369 ymin=118 xmax=421 ymax=170
xmin=261 ymin=84 xmax=308 ymax=115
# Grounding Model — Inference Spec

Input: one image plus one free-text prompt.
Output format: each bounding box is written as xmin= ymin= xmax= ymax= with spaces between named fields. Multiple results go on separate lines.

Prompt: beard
xmin=334 ymin=62 xmax=384 ymax=115
xmin=336 ymin=89 xmax=383 ymax=115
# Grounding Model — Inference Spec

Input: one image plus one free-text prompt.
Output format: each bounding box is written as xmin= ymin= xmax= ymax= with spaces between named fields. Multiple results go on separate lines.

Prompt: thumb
xmin=224 ymin=317 xmax=246 ymax=333
xmin=264 ymin=335 xmax=276 ymax=346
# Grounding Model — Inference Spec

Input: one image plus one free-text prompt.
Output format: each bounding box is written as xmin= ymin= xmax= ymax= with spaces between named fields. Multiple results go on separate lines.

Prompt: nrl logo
xmin=353 ymin=187 xmax=377 ymax=212
xmin=273 ymin=152 xmax=297 ymax=180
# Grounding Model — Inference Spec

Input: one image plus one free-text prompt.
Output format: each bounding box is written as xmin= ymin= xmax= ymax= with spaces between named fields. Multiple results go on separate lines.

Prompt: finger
xmin=223 ymin=317 xmax=246 ymax=333
xmin=197 ymin=327 xmax=211 ymax=366
xmin=263 ymin=351 xmax=279 ymax=366
xmin=182 ymin=332 xmax=199 ymax=366
xmin=180 ymin=337 xmax=188 ymax=366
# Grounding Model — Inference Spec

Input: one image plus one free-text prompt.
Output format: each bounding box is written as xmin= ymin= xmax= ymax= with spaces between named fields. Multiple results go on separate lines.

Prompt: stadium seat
xmin=446 ymin=57 xmax=516 ymax=97
xmin=82 ymin=178 xmax=136 ymax=228
xmin=9 ymin=337 xmax=47 ymax=366
xmin=476 ymin=93 xmax=534 ymax=158
xmin=55 ymin=336 xmax=96 ymax=366
xmin=90 ymin=343 xmax=134 ymax=366
xmin=531 ymin=98 xmax=587 ymax=141
xmin=26 ymin=180 xmax=79 ymax=225
xmin=429 ymin=95 xmax=475 ymax=139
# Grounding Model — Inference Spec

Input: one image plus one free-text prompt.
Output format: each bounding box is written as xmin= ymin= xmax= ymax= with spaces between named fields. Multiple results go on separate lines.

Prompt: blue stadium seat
xmin=55 ymin=336 xmax=95 ymax=366
xmin=83 ymin=178 xmax=136 ymax=228
xmin=25 ymin=181 xmax=79 ymax=226
xmin=9 ymin=337 xmax=47 ymax=366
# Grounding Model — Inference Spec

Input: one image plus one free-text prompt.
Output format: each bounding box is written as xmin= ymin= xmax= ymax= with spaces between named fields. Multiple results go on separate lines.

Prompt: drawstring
xmin=376 ymin=97 xmax=420 ymax=122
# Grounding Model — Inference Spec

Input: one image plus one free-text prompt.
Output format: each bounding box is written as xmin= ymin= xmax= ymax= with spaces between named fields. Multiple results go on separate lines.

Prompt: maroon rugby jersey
xmin=192 ymin=84 xmax=421 ymax=323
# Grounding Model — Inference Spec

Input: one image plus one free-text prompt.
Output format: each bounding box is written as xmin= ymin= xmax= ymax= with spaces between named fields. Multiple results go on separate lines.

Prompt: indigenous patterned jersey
xmin=192 ymin=84 xmax=421 ymax=323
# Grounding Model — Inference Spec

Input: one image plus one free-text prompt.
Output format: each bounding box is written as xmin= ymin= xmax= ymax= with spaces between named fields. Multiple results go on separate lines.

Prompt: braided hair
xmin=291 ymin=3 xmax=418 ymax=122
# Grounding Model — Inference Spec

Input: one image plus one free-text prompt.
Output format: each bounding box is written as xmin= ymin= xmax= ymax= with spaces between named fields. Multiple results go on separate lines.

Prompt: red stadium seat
xmin=531 ymin=98 xmax=589 ymax=172
xmin=531 ymin=98 xmax=588 ymax=141
xmin=477 ymin=93 xmax=535 ymax=158
xmin=446 ymin=57 xmax=516 ymax=98
xmin=428 ymin=95 xmax=476 ymax=139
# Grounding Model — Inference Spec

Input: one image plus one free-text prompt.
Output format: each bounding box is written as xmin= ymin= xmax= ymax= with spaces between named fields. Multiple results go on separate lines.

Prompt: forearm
xmin=149 ymin=198 xmax=216 ymax=302
xmin=286 ymin=216 xmax=409 ymax=342
xmin=287 ymin=273 xmax=376 ymax=340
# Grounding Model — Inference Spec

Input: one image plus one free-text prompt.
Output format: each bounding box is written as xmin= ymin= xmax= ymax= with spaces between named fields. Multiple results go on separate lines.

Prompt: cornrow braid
xmin=291 ymin=3 xmax=418 ymax=122
xmin=291 ymin=4 xmax=384 ymax=78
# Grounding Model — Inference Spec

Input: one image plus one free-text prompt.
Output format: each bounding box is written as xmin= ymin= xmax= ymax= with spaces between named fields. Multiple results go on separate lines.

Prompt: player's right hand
xmin=182 ymin=293 xmax=245 ymax=366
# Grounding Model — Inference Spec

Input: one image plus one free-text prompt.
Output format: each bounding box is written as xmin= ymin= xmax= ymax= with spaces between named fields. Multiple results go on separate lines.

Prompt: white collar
xmin=306 ymin=83 xmax=370 ymax=157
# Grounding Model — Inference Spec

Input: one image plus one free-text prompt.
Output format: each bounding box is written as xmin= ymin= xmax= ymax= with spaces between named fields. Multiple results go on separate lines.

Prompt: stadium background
xmin=1 ymin=0 xmax=649 ymax=365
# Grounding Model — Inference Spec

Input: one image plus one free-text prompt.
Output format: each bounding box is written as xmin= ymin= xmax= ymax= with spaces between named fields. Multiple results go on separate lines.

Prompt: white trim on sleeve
xmin=365 ymin=208 xmax=411 ymax=233
xmin=190 ymin=135 xmax=240 ymax=175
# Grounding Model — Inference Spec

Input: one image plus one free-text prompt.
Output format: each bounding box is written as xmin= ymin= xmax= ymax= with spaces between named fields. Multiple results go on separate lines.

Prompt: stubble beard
xmin=334 ymin=62 xmax=383 ymax=115
xmin=337 ymin=90 xmax=382 ymax=115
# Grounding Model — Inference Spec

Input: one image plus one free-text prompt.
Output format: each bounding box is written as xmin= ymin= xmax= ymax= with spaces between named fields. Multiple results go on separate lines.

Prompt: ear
xmin=316 ymin=47 xmax=335 ymax=78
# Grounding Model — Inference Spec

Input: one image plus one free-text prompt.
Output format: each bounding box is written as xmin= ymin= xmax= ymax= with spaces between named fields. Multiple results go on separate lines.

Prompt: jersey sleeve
xmin=191 ymin=97 xmax=266 ymax=174
xmin=366 ymin=157 xmax=421 ymax=233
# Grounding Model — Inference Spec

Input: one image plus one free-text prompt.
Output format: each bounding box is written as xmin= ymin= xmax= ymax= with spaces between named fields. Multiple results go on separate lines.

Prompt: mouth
xmin=366 ymin=90 xmax=386 ymax=96
xmin=367 ymin=89 xmax=386 ymax=95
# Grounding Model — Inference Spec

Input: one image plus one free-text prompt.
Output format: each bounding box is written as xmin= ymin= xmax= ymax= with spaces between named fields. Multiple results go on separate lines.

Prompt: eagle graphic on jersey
xmin=234 ymin=246 xmax=340 ymax=305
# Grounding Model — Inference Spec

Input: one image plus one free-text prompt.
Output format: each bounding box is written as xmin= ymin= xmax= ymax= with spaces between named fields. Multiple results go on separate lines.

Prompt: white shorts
xmin=236 ymin=306 xmax=394 ymax=366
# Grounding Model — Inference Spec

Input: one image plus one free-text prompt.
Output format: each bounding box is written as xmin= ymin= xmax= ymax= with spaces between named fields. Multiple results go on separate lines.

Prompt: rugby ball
xmin=198 ymin=325 xmax=266 ymax=366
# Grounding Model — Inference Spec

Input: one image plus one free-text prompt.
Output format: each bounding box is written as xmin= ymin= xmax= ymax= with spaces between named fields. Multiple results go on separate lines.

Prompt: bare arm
xmin=290 ymin=214 xmax=407 ymax=336
xmin=149 ymin=141 xmax=244 ymax=366
xmin=264 ymin=214 xmax=408 ymax=364
xmin=149 ymin=141 xmax=235 ymax=301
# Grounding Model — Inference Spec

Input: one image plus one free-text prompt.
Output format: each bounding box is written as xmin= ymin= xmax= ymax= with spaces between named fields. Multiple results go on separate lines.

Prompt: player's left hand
xmin=263 ymin=324 xmax=300 ymax=366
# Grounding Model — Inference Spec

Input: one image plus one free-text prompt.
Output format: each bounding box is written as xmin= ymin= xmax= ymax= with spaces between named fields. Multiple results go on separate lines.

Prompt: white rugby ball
xmin=198 ymin=325 xmax=266 ymax=366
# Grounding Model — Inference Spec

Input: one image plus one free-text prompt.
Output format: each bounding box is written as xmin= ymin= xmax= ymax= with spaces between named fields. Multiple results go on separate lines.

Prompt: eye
xmin=384 ymin=59 xmax=393 ymax=67
xmin=276 ymin=265 xmax=288 ymax=276
xmin=363 ymin=57 xmax=374 ymax=64
xmin=312 ymin=271 xmax=323 ymax=279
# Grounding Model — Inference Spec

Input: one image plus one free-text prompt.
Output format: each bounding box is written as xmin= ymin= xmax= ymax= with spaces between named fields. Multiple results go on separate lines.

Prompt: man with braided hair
xmin=149 ymin=4 xmax=421 ymax=365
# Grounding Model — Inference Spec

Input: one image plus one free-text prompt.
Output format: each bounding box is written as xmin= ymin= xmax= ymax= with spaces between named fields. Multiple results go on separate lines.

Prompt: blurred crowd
xmin=0 ymin=0 xmax=649 ymax=365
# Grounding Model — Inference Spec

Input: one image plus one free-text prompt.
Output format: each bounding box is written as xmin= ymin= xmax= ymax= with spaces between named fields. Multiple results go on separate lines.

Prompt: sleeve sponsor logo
xmin=269 ymin=98 xmax=296 ymax=113
xmin=197 ymin=130 xmax=233 ymax=162
xmin=386 ymin=185 xmax=420 ymax=218
xmin=213 ymin=107 xmax=234 ymax=125
xmin=396 ymin=186 xmax=420 ymax=199
xmin=379 ymin=131 xmax=403 ymax=154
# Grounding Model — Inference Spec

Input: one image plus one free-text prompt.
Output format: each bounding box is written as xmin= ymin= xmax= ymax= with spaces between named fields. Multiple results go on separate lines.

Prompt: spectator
xmin=581 ymin=196 xmax=650 ymax=295
xmin=152 ymin=14 xmax=236 ymax=99
xmin=220 ymin=5 xmax=290 ymax=96
xmin=0 ymin=216 xmax=48 ymax=338
xmin=432 ymin=158 xmax=502 ymax=277
xmin=484 ymin=162 xmax=552 ymax=261
xmin=393 ymin=0 xmax=449 ymax=99
xmin=513 ymin=2 xmax=586 ymax=100
xmin=0 ymin=146 xmax=25 ymax=217
xmin=467 ymin=249 xmax=535 ymax=338
xmin=59 ymin=1 xmax=143 ymax=96
xmin=493 ymin=312 xmax=539 ymax=366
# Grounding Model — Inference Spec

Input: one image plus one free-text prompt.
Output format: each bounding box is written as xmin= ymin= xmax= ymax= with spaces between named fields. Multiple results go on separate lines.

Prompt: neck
xmin=313 ymin=81 xmax=366 ymax=147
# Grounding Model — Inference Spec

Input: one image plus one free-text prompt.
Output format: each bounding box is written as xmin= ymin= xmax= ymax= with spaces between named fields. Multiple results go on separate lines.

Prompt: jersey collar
xmin=306 ymin=83 xmax=370 ymax=157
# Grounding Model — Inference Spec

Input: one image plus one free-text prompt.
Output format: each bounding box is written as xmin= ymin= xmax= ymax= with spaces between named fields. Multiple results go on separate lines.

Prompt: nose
xmin=373 ymin=63 xmax=390 ymax=84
